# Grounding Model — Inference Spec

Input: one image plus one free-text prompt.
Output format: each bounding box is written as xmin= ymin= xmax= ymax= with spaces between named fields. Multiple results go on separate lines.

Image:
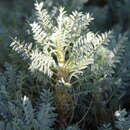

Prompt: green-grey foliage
xmin=98 ymin=123 xmax=112 ymax=130
xmin=98 ymin=108 xmax=130 ymax=130
xmin=0 ymin=64 xmax=57 ymax=130
xmin=115 ymin=109 xmax=130 ymax=130
xmin=0 ymin=64 xmax=81 ymax=129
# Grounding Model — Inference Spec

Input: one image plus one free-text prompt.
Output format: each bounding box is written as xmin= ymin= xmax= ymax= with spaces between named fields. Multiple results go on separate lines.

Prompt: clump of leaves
xmin=10 ymin=1 xmax=128 ymax=128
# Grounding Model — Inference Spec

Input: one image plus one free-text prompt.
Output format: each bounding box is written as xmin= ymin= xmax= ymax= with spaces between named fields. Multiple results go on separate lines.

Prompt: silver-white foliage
xmin=91 ymin=31 xmax=127 ymax=78
xmin=11 ymin=1 xmax=113 ymax=83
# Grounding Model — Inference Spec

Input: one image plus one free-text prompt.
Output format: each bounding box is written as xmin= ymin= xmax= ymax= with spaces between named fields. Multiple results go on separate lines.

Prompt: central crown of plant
xmin=11 ymin=1 xmax=114 ymax=85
